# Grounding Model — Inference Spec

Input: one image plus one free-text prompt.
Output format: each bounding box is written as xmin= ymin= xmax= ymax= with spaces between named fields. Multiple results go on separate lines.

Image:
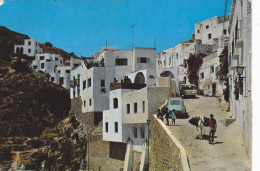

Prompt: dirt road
xmin=165 ymin=96 xmax=251 ymax=171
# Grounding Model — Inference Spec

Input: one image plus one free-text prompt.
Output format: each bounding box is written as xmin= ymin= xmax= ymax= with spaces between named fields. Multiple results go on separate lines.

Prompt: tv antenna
xmin=130 ymin=24 xmax=137 ymax=49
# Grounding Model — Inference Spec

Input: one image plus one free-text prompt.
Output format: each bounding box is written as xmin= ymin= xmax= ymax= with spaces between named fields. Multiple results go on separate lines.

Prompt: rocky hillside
xmin=0 ymin=57 xmax=70 ymax=137
xmin=0 ymin=26 xmax=72 ymax=169
xmin=0 ymin=26 xmax=29 ymax=61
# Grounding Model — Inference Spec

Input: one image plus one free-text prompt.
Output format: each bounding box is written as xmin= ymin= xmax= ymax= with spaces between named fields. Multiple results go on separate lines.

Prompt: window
xmin=142 ymin=101 xmax=145 ymax=113
xmin=40 ymin=56 xmax=45 ymax=60
xmin=200 ymin=72 xmax=204 ymax=79
xmin=65 ymin=70 xmax=70 ymax=73
xmin=140 ymin=127 xmax=145 ymax=138
xmin=83 ymin=100 xmax=86 ymax=107
xmin=28 ymin=41 xmax=31 ymax=45
xmin=60 ymin=77 xmax=64 ymax=85
xmin=210 ymin=65 xmax=214 ymax=73
xmin=33 ymin=65 xmax=37 ymax=69
xmin=41 ymin=63 xmax=44 ymax=69
xmin=28 ymin=49 xmax=31 ymax=53
xmin=140 ymin=57 xmax=147 ymax=63
xmin=223 ymin=29 xmax=227 ymax=35
xmin=83 ymin=80 xmax=86 ymax=90
xmin=54 ymin=65 xmax=57 ymax=72
xmin=115 ymin=58 xmax=127 ymax=66
xmin=206 ymin=25 xmax=209 ymax=29
xmin=55 ymin=58 xmax=58 ymax=61
xmin=35 ymin=50 xmax=37 ymax=54
xmin=101 ymin=80 xmax=105 ymax=87
xmin=113 ymin=98 xmax=118 ymax=109
xmin=60 ymin=60 xmax=62 ymax=64
xmin=51 ymin=77 xmax=54 ymax=82
xmin=105 ymin=122 xmax=108 ymax=132
xmin=176 ymin=53 xmax=178 ymax=59
xmin=132 ymin=127 xmax=137 ymax=138
xmin=134 ymin=103 xmax=137 ymax=113
xmin=115 ymin=122 xmax=118 ymax=133
xmin=89 ymin=99 xmax=92 ymax=106
xmin=208 ymin=33 xmax=212 ymax=39
xmin=127 ymin=104 xmax=130 ymax=114
xmin=88 ymin=78 xmax=91 ymax=88
xmin=197 ymin=30 xmax=200 ymax=33
xmin=170 ymin=100 xmax=181 ymax=105
xmin=58 ymin=70 xmax=61 ymax=73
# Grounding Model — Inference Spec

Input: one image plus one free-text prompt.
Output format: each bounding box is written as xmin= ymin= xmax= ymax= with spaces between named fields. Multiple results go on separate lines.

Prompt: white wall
xmin=195 ymin=16 xmax=230 ymax=45
xmin=14 ymin=38 xmax=43 ymax=56
xmin=228 ymin=0 xmax=252 ymax=157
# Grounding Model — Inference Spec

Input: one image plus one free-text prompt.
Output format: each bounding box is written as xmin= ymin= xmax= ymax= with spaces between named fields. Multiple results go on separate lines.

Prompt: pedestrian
xmin=208 ymin=114 xmax=217 ymax=144
xmin=157 ymin=109 xmax=162 ymax=121
xmin=165 ymin=107 xmax=169 ymax=125
xmin=171 ymin=109 xmax=177 ymax=125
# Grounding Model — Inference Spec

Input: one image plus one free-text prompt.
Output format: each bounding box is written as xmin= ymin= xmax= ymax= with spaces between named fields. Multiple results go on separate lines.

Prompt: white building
xmin=14 ymin=38 xmax=43 ymax=56
xmin=228 ymin=0 xmax=252 ymax=158
xmin=195 ymin=15 xmax=230 ymax=45
xmin=32 ymin=53 xmax=81 ymax=89
xmin=70 ymin=47 xmax=157 ymax=114
xmin=103 ymin=82 xmax=170 ymax=151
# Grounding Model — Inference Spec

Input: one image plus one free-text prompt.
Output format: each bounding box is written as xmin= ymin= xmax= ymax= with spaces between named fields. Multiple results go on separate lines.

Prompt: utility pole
xmin=131 ymin=24 xmax=137 ymax=49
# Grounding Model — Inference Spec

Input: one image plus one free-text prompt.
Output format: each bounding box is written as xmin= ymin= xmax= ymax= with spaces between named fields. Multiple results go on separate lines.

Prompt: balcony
xmin=231 ymin=53 xmax=239 ymax=60
xmin=110 ymin=82 xmax=146 ymax=91
xmin=235 ymin=39 xmax=243 ymax=48
xmin=70 ymin=79 xmax=79 ymax=87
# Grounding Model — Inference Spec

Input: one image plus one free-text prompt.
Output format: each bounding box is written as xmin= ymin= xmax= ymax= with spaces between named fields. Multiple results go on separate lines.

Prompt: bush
xmin=197 ymin=89 xmax=204 ymax=95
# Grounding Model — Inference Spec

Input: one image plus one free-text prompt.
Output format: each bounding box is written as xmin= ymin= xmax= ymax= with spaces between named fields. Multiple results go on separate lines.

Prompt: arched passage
xmin=148 ymin=75 xmax=155 ymax=79
xmin=20 ymin=47 xmax=24 ymax=54
xmin=134 ymin=72 xmax=145 ymax=84
xmin=160 ymin=71 xmax=174 ymax=78
xmin=16 ymin=47 xmax=20 ymax=54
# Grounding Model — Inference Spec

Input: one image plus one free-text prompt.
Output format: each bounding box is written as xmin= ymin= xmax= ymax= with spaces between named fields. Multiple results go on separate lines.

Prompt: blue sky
xmin=0 ymin=0 xmax=232 ymax=57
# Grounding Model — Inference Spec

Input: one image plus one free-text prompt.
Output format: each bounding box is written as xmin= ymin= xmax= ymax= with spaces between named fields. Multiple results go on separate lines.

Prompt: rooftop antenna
xmin=130 ymin=24 xmax=137 ymax=49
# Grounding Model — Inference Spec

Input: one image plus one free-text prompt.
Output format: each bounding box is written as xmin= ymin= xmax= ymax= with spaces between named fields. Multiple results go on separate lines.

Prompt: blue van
xmin=168 ymin=97 xmax=186 ymax=115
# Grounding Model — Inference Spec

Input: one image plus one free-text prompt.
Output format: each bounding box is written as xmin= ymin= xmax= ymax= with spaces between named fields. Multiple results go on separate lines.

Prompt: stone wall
xmin=71 ymin=97 xmax=125 ymax=170
xmin=132 ymin=151 xmax=142 ymax=171
xmin=149 ymin=115 xmax=190 ymax=171
xmin=71 ymin=97 xmax=102 ymax=131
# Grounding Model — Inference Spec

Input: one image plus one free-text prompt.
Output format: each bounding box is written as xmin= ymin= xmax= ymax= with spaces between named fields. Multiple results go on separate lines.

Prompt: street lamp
xmin=147 ymin=118 xmax=151 ymax=170
xmin=235 ymin=65 xmax=245 ymax=95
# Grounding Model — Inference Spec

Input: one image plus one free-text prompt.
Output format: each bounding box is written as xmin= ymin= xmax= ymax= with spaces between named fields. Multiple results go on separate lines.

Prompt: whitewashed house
xmin=195 ymin=15 xmax=230 ymax=45
xmin=103 ymin=83 xmax=169 ymax=151
xmin=228 ymin=0 xmax=252 ymax=158
xmin=70 ymin=47 xmax=157 ymax=114
xmin=194 ymin=16 xmax=230 ymax=96
xmin=14 ymin=38 xmax=43 ymax=56
xmin=32 ymin=53 xmax=81 ymax=89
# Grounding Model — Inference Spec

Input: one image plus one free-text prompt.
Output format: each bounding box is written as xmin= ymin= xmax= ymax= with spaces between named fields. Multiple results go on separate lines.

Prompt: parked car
xmin=167 ymin=97 xmax=186 ymax=115
xmin=180 ymin=84 xmax=197 ymax=98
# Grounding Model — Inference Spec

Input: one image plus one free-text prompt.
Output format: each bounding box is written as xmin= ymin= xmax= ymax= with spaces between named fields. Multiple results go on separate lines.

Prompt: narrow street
xmin=165 ymin=95 xmax=251 ymax=171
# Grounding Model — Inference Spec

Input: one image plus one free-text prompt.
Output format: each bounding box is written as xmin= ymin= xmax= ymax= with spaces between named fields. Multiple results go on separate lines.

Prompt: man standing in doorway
xmin=208 ymin=114 xmax=217 ymax=145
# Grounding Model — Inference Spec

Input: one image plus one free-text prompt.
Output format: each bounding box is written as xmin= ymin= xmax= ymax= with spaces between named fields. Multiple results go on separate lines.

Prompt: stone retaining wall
xmin=150 ymin=115 xmax=190 ymax=171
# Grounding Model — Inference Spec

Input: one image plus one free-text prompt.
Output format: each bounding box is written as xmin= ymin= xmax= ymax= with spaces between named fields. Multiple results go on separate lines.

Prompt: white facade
xmin=195 ymin=15 xmax=230 ymax=45
xmin=198 ymin=52 xmax=224 ymax=96
xmin=103 ymin=86 xmax=169 ymax=151
xmin=14 ymin=38 xmax=43 ymax=56
xmin=228 ymin=0 xmax=252 ymax=158
xmin=32 ymin=53 xmax=81 ymax=89
xmin=70 ymin=47 xmax=157 ymax=114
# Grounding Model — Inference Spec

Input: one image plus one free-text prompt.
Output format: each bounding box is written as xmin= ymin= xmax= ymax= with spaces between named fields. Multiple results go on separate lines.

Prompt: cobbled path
xmin=165 ymin=96 xmax=251 ymax=171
